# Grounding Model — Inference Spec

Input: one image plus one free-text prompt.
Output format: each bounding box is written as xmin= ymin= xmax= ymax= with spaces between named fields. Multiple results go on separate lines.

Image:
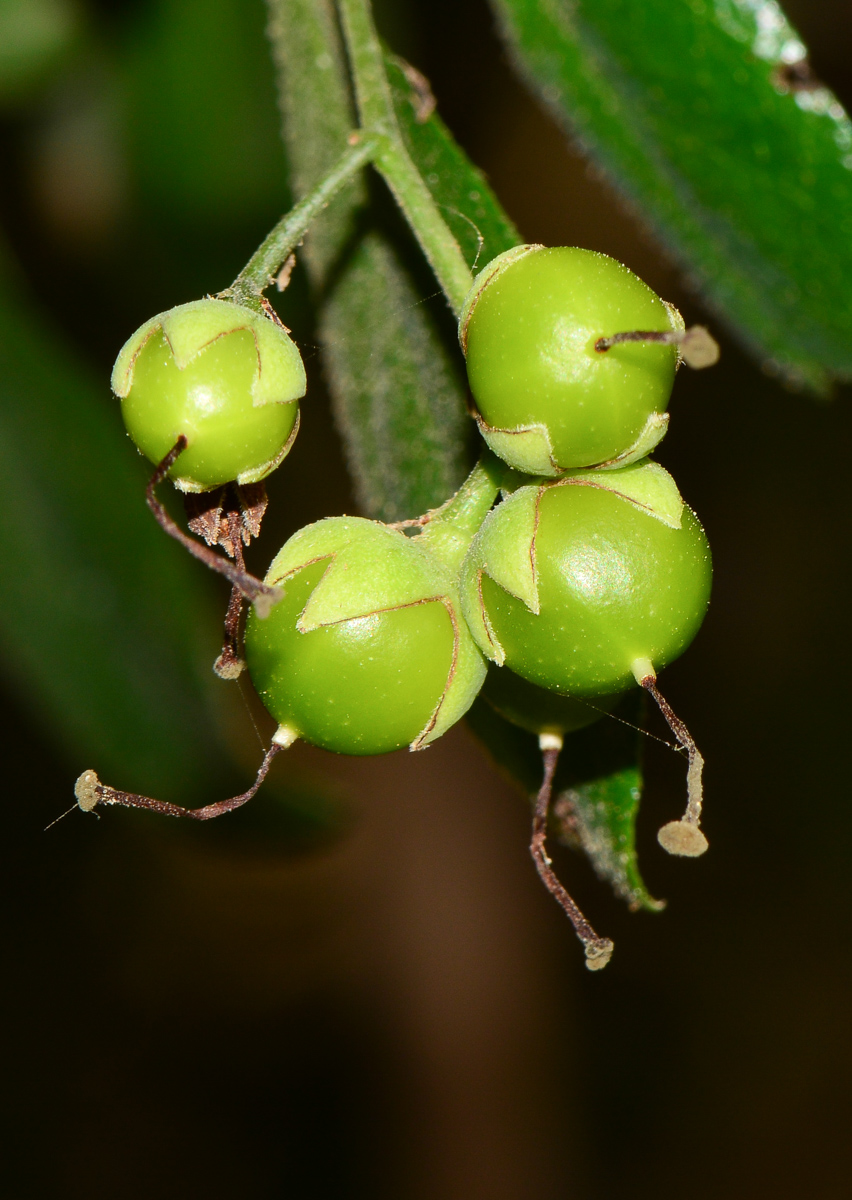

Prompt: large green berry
xmin=245 ymin=517 xmax=486 ymax=755
xmin=112 ymin=298 xmax=306 ymax=492
xmin=460 ymin=460 xmax=711 ymax=696
xmin=459 ymin=246 xmax=683 ymax=475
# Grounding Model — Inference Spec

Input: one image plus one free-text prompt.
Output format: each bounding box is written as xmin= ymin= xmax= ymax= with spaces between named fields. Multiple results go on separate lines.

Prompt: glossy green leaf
xmin=466 ymin=692 xmax=662 ymax=911
xmin=0 ymin=246 xmax=226 ymax=798
xmin=489 ymin=0 xmax=852 ymax=392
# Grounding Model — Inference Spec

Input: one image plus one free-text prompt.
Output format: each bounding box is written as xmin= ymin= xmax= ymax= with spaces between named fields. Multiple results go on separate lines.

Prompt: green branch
xmin=227 ymin=137 xmax=378 ymax=304
xmin=335 ymin=0 xmax=474 ymax=316
xmin=416 ymin=449 xmax=508 ymax=572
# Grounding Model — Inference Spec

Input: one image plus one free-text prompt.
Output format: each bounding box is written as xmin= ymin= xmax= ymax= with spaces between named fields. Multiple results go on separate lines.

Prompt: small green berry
xmin=460 ymin=460 xmax=711 ymax=696
xmin=245 ymin=517 xmax=486 ymax=755
xmin=112 ymin=298 xmax=306 ymax=492
xmin=459 ymin=246 xmax=684 ymax=475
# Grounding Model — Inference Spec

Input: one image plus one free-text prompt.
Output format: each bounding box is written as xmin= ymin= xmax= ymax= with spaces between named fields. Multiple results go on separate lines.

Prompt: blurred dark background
xmin=2 ymin=0 xmax=852 ymax=1196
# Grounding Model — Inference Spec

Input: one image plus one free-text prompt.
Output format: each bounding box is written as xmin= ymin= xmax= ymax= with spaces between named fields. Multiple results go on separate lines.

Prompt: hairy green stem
xmin=335 ymin=0 xmax=474 ymax=316
xmin=417 ymin=449 xmax=508 ymax=572
xmin=228 ymin=138 xmax=378 ymax=303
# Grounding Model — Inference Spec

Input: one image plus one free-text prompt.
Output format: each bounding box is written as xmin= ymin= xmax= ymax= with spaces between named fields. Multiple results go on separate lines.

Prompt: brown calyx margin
xmin=118 ymin=301 xmax=299 ymax=408
xmin=476 ymin=472 xmax=665 ymax=655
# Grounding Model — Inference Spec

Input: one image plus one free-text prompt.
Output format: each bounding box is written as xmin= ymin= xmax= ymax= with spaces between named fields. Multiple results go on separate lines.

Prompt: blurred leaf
xmin=0 ymin=244 xmax=227 ymax=798
xmin=465 ymin=693 xmax=543 ymax=794
xmin=489 ymin=0 xmax=852 ymax=392
xmin=26 ymin=50 xmax=127 ymax=248
xmin=466 ymin=692 xmax=661 ymax=911
xmin=122 ymin=0 xmax=286 ymax=227
xmin=167 ymin=774 xmax=354 ymax=857
xmin=0 ymin=0 xmax=81 ymax=107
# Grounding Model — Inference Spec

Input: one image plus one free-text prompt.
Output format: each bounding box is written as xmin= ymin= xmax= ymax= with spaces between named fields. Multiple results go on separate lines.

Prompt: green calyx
xmin=460 ymin=246 xmax=683 ymax=474
xmin=112 ymin=298 xmax=306 ymax=492
xmin=460 ymin=460 xmax=712 ymax=696
xmin=244 ymin=516 xmax=487 ymax=756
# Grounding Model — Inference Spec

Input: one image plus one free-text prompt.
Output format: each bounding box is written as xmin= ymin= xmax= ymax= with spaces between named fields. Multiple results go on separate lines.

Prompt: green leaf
xmin=386 ymin=54 xmax=521 ymax=268
xmin=466 ymin=692 xmax=662 ymax=911
xmin=553 ymin=769 xmax=664 ymax=914
xmin=165 ymin=773 xmax=353 ymax=856
xmin=488 ymin=0 xmax=852 ymax=392
xmin=465 ymin=693 xmax=543 ymax=792
xmin=0 ymin=246 xmax=227 ymax=798
xmin=319 ymin=231 xmax=472 ymax=520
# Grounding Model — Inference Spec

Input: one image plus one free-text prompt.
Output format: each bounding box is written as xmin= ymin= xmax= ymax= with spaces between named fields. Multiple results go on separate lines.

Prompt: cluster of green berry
xmin=77 ymin=244 xmax=717 ymax=969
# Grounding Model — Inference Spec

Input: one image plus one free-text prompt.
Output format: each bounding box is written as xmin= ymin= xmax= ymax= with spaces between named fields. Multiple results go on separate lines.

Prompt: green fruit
xmin=481 ymin=664 xmax=615 ymax=736
xmin=459 ymin=246 xmax=683 ymax=475
xmin=112 ymin=298 xmax=306 ymax=492
xmin=245 ymin=517 xmax=486 ymax=755
xmin=460 ymin=460 xmax=711 ymax=695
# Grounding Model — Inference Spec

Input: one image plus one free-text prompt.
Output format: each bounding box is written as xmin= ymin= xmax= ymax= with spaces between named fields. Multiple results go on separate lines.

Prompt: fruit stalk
xmin=531 ymin=734 xmax=614 ymax=970
xmin=228 ymin=137 xmax=380 ymax=305
xmin=416 ymin=448 xmax=510 ymax=572
xmin=335 ymin=0 xmax=474 ymax=315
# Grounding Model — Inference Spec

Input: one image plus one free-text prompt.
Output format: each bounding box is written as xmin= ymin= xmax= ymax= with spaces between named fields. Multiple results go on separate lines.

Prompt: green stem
xmin=335 ymin=0 xmax=474 ymax=317
xmin=416 ymin=449 xmax=509 ymax=572
xmin=227 ymin=138 xmax=378 ymax=304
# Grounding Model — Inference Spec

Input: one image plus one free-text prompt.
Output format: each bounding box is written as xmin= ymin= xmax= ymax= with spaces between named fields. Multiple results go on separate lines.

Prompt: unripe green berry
xmin=244 ymin=517 xmax=486 ymax=755
xmin=460 ymin=460 xmax=711 ymax=695
xmin=112 ymin=299 xmax=306 ymax=492
xmin=459 ymin=246 xmax=683 ymax=475
xmin=481 ymin=665 xmax=614 ymax=737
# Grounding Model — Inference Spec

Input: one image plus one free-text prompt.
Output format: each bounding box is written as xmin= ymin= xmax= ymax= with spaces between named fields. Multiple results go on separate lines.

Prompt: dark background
xmin=2 ymin=0 xmax=852 ymax=1196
